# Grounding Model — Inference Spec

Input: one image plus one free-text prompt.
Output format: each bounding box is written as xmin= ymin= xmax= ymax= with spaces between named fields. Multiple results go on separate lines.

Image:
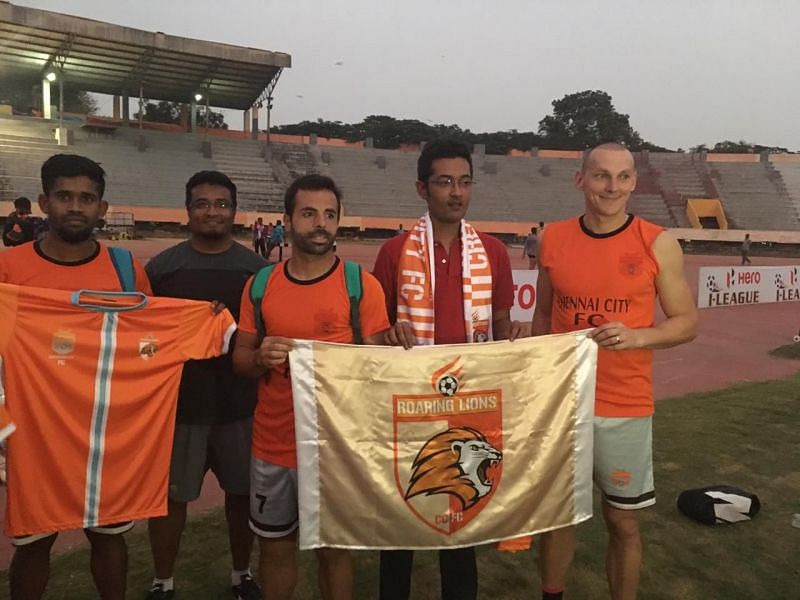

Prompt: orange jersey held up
xmin=539 ymin=216 xmax=664 ymax=417
xmin=0 ymin=283 xmax=236 ymax=537
xmin=0 ymin=358 xmax=14 ymax=444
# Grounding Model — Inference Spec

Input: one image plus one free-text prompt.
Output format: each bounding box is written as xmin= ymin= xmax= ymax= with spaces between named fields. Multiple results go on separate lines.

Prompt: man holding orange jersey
xmin=532 ymin=143 xmax=696 ymax=600
xmin=0 ymin=154 xmax=151 ymax=600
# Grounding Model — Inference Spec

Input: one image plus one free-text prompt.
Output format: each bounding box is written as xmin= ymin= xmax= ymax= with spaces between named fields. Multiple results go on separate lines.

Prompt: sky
xmin=13 ymin=0 xmax=800 ymax=150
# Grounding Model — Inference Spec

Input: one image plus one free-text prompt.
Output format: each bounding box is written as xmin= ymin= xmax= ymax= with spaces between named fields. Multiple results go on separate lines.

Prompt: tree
xmin=0 ymin=86 xmax=97 ymax=115
xmin=133 ymin=100 xmax=227 ymax=129
xmin=134 ymin=100 xmax=181 ymax=124
xmin=538 ymin=90 xmax=645 ymax=150
xmin=272 ymin=116 xmax=543 ymax=153
xmin=273 ymin=119 xmax=355 ymax=139
xmin=709 ymin=140 xmax=789 ymax=154
xmin=195 ymin=106 xmax=228 ymax=129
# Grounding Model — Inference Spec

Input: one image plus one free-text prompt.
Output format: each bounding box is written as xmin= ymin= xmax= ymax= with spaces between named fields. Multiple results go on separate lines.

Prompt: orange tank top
xmin=539 ymin=215 xmax=664 ymax=417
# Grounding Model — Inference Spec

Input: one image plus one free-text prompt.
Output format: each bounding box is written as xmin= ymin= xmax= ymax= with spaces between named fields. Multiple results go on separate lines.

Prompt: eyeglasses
xmin=428 ymin=176 xmax=475 ymax=190
xmin=189 ymin=199 xmax=233 ymax=211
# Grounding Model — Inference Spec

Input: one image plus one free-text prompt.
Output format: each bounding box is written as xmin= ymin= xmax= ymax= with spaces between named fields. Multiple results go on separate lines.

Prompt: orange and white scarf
xmin=397 ymin=214 xmax=493 ymax=345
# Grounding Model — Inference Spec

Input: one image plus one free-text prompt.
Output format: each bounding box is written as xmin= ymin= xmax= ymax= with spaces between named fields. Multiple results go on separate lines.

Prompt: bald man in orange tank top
xmin=532 ymin=143 xmax=697 ymax=600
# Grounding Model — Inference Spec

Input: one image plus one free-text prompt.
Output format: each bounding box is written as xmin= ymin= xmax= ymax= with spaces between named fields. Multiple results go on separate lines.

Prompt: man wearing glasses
xmin=144 ymin=171 xmax=266 ymax=600
xmin=372 ymin=139 xmax=516 ymax=600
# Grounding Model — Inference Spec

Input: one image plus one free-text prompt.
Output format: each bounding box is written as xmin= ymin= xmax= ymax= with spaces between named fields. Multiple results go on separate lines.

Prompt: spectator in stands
xmin=267 ymin=219 xmax=285 ymax=261
xmin=253 ymin=217 xmax=268 ymax=257
xmin=2 ymin=196 xmax=37 ymax=246
xmin=373 ymin=139 xmax=517 ymax=600
xmin=741 ymin=233 xmax=752 ymax=265
xmin=533 ymin=142 xmax=696 ymax=600
xmin=144 ymin=170 xmax=266 ymax=600
xmin=522 ymin=226 xmax=538 ymax=269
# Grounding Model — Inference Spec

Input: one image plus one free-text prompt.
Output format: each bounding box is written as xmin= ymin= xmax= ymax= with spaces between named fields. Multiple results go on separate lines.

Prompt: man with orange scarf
xmin=372 ymin=138 xmax=516 ymax=600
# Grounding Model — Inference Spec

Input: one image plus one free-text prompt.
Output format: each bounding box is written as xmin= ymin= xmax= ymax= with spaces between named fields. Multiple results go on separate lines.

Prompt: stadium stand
xmin=628 ymin=156 xmax=676 ymax=227
xmin=469 ymin=154 xmax=581 ymax=223
xmin=209 ymin=137 xmax=284 ymax=212
xmin=0 ymin=118 xmax=60 ymax=200
xmin=768 ymin=159 xmax=800 ymax=224
xmin=0 ymin=117 xmax=285 ymax=212
xmin=270 ymin=143 xmax=319 ymax=181
xmin=74 ymin=126 xmax=215 ymax=208
xmin=316 ymin=146 xmax=423 ymax=218
xmin=648 ymin=153 xmax=712 ymax=228
xmin=3 ymin=114 xmax=800 ymax=234
xmin=710 ymin=161 xmax=800 ymax=231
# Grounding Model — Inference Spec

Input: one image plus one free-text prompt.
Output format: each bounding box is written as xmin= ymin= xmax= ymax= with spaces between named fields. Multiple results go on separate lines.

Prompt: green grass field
xmin=2 ymin=371 xmax=799 ymax=599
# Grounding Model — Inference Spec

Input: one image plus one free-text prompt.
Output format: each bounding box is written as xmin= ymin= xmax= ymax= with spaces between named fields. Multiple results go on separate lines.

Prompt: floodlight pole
xmin=138 ymin=84 xmax=144 ymax=131
xmin=204 ymin=92 xmax=210 ymax=139
xmin=266 ymin=96 xmax=273 ymax=147
xmin=256 ymin=68 xmax=282 ymax=147
xmin=58 ymin=68 xmax=64 ymax=145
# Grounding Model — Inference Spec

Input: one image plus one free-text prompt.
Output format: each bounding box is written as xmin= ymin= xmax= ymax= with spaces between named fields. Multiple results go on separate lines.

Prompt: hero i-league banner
xmin=289 ymin=332 xmax=597 ymax=550
xmin=698 ymin=265 xmax=800 ymax=308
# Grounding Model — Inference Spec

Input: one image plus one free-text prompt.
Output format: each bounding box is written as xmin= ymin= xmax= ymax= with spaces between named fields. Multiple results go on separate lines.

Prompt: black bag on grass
xmin=677 ymin=485 xmax=760 ymax=525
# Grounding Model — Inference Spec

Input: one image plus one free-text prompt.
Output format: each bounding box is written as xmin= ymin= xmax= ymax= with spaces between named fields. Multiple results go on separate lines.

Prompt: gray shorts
xmin=168 ymin=418 xmax=253 ymax=502
xmin=593 ymin=416 xmax=655 ymax=510
xmin=249 ymin=456 xmax=298 ymax=538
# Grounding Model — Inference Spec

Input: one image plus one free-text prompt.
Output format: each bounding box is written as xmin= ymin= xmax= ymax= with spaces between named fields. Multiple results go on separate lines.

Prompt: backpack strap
xmin=250 ymin=261 xmax=363 ymax=344
xmin=250 ymin=264 xmax=277 ymax=342
xmin=107 ymin=246 xmax=136 ymax=292
xmin=344 ymin=261 xmax=363 ymax=344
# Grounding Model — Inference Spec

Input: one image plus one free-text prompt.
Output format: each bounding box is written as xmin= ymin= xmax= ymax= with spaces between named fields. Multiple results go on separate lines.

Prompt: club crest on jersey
xmin=619 ymin=253 xmax=644 ymax=277
xmin=393 ymin=356 xmax=503 ymax=535
xmin=138 ymin=335 xmax=159 ymax=360
xmin=51 ymin=329 xmax=76 ymax=356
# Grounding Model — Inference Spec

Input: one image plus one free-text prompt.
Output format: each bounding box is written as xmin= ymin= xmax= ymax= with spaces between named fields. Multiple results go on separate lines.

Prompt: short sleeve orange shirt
xmin=0 ymin=241 xmax=152 ymax=294
xmin=0 ymin=283 xmax=235 ymax=536
xmin=239 ymin=259 xmax=389 ymax=468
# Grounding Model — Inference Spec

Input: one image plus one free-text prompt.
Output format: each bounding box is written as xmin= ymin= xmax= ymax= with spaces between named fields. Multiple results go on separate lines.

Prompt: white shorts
xmin=11 ymin=521 xmax=135 ymax=546
xmin=249 ymin=456 xmax=298 ymax=538
xmin=593 ymin=416 xmax=655 ymax=510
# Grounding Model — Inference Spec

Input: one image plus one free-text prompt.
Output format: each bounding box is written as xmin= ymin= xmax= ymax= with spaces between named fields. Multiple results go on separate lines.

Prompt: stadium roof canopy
xmin=0 ymin=0 xmax=291 ymax=110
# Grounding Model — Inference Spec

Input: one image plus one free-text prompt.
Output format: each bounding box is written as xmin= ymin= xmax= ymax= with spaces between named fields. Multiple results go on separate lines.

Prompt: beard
xmin=290 ymin=229 xmax=336 ymax=255
xmin=195 ymin=228 xmax=229 ymax=241
xmin=51 ymin=220 xmax=94 ymax=243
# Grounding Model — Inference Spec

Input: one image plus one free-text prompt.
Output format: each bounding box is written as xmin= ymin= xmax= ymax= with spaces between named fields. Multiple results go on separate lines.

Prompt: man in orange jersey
xmin=232 ymin=174 xmax=390 ymax=600
xmin=0 ymin=154 xmax=151 ymax=600
xmin=533 ymin=143 xmax=696 ymax=600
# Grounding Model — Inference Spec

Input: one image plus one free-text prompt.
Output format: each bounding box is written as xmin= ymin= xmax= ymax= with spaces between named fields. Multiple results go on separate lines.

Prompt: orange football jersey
xmin=0 ymin=283 xmax=235 ymax=536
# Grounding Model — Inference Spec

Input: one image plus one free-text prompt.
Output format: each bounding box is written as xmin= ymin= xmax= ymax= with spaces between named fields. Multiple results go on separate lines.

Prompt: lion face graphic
xmin=405 ymin=427 xmax=502 ymax=510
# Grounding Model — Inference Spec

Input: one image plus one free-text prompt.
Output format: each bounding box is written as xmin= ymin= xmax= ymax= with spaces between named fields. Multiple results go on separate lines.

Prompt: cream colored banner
xmin=290 ymin=332 xmax=597 ymax=550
